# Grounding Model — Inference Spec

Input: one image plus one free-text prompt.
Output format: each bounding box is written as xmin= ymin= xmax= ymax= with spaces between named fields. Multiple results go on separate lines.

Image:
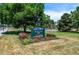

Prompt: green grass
xmin=47 ymin=31 xmax=79 ymax=40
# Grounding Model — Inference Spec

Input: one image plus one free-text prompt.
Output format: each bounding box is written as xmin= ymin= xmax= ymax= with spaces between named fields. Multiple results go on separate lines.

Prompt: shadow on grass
xmin=57 ymin=31 xmax=79 ymax=34
xmin=71 ymin=31 xmax=79 ymax=33
xmin=2 ymin=31 xmax=31 ymax=35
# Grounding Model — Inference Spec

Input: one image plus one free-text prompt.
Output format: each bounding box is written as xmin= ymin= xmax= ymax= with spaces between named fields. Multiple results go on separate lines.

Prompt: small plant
xmin=21 ymin=38 xmax=33 ymax=45
xmin=45 ymin=34 xmax=56 ymax=40
xmin=46 ymin=34 xmax=56 ymax=37
xmin=33 ymin=37 xmax=41 ymax=42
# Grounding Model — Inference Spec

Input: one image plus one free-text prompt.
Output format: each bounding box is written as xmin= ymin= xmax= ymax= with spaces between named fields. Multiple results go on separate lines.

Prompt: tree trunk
xmin=76 ymin=28 xmax=78 ymax=31
xmin=23 ymin=24 xmax=26 ymax=32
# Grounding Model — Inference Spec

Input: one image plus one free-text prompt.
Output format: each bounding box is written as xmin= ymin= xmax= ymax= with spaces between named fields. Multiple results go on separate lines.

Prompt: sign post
xmin=31 ymin=27 xmax=45 ymax=38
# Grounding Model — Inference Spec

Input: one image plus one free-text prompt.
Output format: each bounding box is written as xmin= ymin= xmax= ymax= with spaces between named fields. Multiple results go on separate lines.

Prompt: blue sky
xmin=44 ymin=3 xmax=79 ymax=21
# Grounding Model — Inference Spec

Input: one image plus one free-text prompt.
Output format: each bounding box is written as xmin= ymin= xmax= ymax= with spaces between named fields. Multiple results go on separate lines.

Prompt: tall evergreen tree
xmin=57 ymin=13 xmax=72 ymax=32
xmin=71 ymin=6 xmax=79 ymax=31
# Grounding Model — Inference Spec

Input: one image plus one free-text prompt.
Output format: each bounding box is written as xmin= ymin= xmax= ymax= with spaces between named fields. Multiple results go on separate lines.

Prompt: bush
xmin=45 ymin=34 xmax=56 ymax=40
xmin=32 ymin=36 xmax=41 ymax=42
xmin=46 ymin=34 xmax=56 ymax=37
xmin=19 ymin=32 xmax=28 ymax=40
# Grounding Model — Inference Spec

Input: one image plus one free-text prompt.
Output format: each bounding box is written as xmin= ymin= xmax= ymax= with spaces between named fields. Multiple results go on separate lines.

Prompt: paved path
xmin=46 ymin=29 xmax=58 ymax=32
xmin=0 ymin=28 xmax=8 ymax=36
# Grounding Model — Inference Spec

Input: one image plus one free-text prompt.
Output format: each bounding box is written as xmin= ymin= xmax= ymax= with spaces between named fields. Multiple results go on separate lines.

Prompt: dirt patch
xmin=0 ymin=33 xmax=78 ymax=54
xmin=21 ymin=38 xmax=74 ymax=54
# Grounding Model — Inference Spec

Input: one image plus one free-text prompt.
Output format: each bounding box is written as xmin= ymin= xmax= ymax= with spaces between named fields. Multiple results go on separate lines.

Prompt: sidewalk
xmin=46 ymin=29 xmax=58 ymax=32
xmin=0 ymin=28 xmax=8 ymax=36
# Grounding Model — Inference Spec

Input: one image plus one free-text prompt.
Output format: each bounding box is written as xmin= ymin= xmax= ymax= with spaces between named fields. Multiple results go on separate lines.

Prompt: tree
xmin=50 ymin=20 xmax=55 ymax=29
xmin=71 ymin=6 xmax=79 ymax=31
xmin=57 ymin=13 xmax=72 ymax=32
xmin=41 ymin=15 xmax=51 ymax=28
xmin=0 ymin=3 xmax=45 ymax=32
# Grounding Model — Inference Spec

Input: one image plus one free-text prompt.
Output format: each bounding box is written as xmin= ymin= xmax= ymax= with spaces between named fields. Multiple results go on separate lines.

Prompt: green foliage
xmin=0 ymin=3 xmax=46 ymax=32
xmin=71 ymin=6 xmax=79 ymax=31
xmin=41 ymin=15 xmax=55 ymax=29
xmin=21 ymin=38 xmax=33 ymax=45
xmin=57 ymin=13 xmax=72 ymax=32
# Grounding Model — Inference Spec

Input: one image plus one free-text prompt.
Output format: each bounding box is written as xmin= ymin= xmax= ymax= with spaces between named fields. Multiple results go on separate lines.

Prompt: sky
xmin=44 ymin=3 xmax=79 ymax=22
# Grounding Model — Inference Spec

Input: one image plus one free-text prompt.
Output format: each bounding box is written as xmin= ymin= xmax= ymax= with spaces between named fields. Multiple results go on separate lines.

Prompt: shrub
xmin=46 ymin=34 xmax=56 ymax=37
xmin=33 ymin=36 xmax=41 ymax=42
xmin=19 ymin=32 xmax=28 ymax=40
xmin=45 ymin=34 xmax=56 ymax=40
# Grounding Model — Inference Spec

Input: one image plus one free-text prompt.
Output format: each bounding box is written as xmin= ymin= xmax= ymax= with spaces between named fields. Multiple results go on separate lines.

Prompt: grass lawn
xmin=0 ymin=28 xmax=79 ymax=55
xmin=48 ymin=31 xmax=79 ymax=40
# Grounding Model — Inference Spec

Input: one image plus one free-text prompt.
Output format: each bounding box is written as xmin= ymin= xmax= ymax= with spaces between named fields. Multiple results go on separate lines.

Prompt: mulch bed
xmin=19 ymin=32 xmax=57 ymax=43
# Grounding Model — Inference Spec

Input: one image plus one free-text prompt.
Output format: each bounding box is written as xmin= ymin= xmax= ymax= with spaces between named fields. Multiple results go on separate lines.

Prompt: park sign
xmin=31 ymin=27 xmax=45 ymax=38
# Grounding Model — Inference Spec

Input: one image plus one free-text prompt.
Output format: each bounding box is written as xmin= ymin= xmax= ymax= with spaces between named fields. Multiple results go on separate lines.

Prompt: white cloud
xmin=44 ymin=10 xmax=70 ymax=22
xmin=44 ymin=4 xmax=79 ymax=22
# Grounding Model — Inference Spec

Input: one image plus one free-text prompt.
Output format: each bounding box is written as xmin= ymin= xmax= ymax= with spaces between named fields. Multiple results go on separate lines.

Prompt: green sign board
xmin=31 ymin=27 xmax=45 ymax=38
